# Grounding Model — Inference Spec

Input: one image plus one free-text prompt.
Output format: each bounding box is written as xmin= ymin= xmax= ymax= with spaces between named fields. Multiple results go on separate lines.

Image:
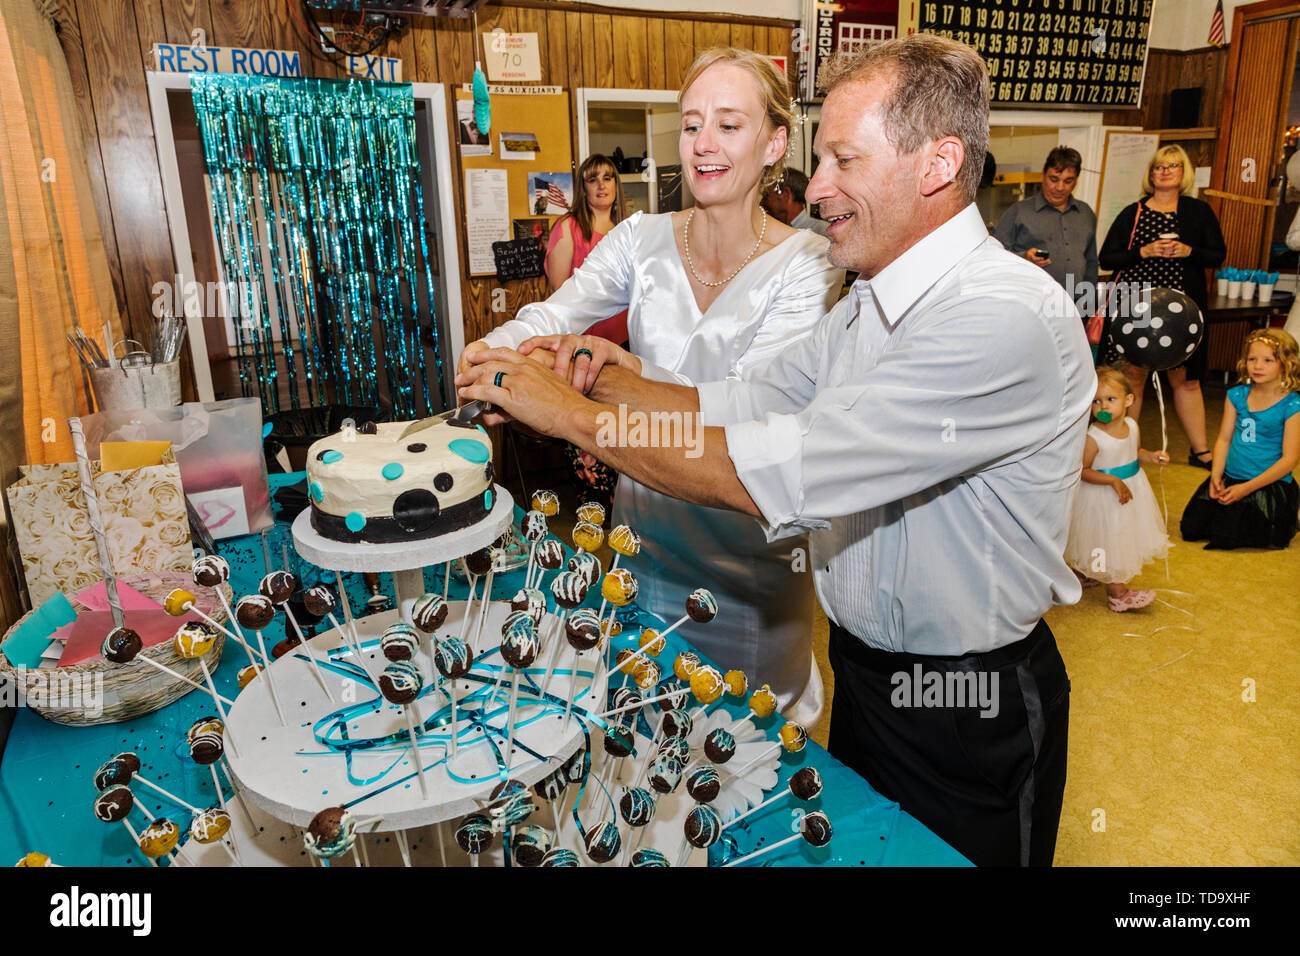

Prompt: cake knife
xmin=398 ymin=399 xmax=491 ymax=438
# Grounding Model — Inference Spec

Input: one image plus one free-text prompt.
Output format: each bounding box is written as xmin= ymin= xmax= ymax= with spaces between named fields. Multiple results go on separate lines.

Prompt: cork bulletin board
xmin=454 ymin=85 xmax=573 ymax=277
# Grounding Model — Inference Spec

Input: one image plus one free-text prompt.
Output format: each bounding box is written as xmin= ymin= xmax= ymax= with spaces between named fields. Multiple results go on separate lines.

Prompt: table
xmin=1204 ymin=290 xmax=1292 ymax=326
xmin=0 ymin=473 xmax=968 ymax=867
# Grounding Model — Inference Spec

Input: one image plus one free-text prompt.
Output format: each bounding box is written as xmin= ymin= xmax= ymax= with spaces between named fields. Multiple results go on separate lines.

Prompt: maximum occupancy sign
xmin=918 ymin=0 xmax=1154 ymax=107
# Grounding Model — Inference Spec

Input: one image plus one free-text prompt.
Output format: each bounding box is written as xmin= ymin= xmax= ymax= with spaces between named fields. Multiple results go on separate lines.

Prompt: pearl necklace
xmin=682 ymin=209 xmax=767 ymax=287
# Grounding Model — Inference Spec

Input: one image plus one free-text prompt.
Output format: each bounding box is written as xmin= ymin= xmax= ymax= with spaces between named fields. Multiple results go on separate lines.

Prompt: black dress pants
xmin=827 ymin=618 xmax=1070 ymax=866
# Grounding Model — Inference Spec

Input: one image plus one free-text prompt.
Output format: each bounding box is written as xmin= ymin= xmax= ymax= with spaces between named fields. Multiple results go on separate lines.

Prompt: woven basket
xmin=0 ymin=571 xmax=232 ymax=726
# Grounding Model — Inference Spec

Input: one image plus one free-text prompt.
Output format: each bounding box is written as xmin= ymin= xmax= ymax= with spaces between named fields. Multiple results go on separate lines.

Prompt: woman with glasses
xmin=1099 ymin=144 xmax=1227 ymax=468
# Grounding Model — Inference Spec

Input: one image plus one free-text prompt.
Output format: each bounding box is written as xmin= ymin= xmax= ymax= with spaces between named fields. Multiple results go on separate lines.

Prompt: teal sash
xmin=1096 ymin=459 xmax=1139 ymax=479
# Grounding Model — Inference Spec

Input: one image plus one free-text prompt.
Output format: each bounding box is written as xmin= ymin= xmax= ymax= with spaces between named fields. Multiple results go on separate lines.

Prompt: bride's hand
xmin=517 ymin=334 xmax=640 ymax=394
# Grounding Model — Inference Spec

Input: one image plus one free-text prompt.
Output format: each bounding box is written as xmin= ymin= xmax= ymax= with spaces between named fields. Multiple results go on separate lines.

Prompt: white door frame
xmin=147 ymin=72 xmax=464 ymax=406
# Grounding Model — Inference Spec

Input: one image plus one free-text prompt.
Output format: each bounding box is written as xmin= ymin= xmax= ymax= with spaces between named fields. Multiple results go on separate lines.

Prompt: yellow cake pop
xmin=672 ymin=651 xmax=701 ymax=682
xmin=632 ymin=659 xmax=661 ymax=690
xmin=601 ymin=568 xmax=638 ymax=606
xmin=638 ymin=628 xmax=665 ymax=657
xmin=749 ymin=683 xmax=777 ymax=718
xmin=164 ymin=588 xmax=195 ymax=616
xmin=690 ymin=665 xmax=725 ymax=705
xmin=138 ymin=818 xmax=180 ymax=858
xmin=572 ymin=521 xmax=605 ymax=552
xmin=237 ymin=664 xmax=262 ymax=690
xmin=608 ymin=524 xmax=641 ymax=556
xmin=190 ymin=807 xmax=232 ymax=844
xmin=723 ymin=669 xmax=748 ymax=698
xmin=172 ymin=622 xmax=217 ymax=658
xmin=614 ymin=649 xmax=636 ymax=674
xmin=575 ymin=501 xmax=605 ymax=525
xmin=779 ymin=721 xmax=808 ymax=753
xmin=14 ymin=852 xmax=53 ymax=867
xmin=530 ymin=489 xmax=560 ymax=516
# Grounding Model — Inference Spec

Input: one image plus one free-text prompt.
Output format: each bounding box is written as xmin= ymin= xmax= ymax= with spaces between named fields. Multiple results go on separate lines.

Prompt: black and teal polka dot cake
xmin=306 ymin=419 xmax=496 ymax=544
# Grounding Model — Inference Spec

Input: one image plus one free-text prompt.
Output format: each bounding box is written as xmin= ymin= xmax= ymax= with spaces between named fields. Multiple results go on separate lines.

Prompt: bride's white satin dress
xmin=482 ymin=211 xmax=844 ymax=722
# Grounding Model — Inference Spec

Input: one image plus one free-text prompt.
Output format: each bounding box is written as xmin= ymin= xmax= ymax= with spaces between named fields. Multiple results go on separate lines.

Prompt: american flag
xmin=1208 ymin=0 xmax=1225 ymax=47
xmin=545 ymin=181 xmax=570 ymax=211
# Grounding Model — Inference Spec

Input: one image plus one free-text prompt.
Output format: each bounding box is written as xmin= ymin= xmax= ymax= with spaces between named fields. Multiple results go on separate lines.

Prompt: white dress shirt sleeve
xmin=724 ymin=292 xmax=1066 ymax=540
xmin=481 ymin=214 xmax=639 ymax=350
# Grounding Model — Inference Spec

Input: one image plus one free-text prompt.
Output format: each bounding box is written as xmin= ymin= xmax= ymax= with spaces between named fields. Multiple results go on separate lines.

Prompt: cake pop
xmin=301 ymin=584 xmax=337 ymax=619
xmin=188 ymin=721 xmax=225 ymax=765
xmin=704 ymin=728 xmax=736 ymax=764
xmin=455 ymin=813 xmax=494 ymax=858
xmin=535 ymin=539 xmax=565 ymax=572
xmin=539 ymin=847 xmax=579 ymax=867
xmin=565 ymin=551 xmax=601 ymax=586
xmin=638 ymin=628 xmax=665 ymax=657
xmin=690 ymin=665 xmax=725 ymax=705
xmin=101 ymin=626 xmax=141 ymax=664
xmin=410 ymin=593 xmax=448 ymax=633
xmin=530 ymin=489 xmax=559 ymax=516
xmin=790 ymin=766 xmax=824 ymax=801
xmin=92 ymin=785 xmax=134 ymax=822
xmin=575 ymin=501 xmax=605 ymax=526
xmin=654 ymin=681 xmax=690 ymax=712
xmin=723 ymin=670 xmax=748 ymax=698
xmin=14 ymin=852 xmax=54 ymax=867
xmin=583 ymin=820 xmax=621 ymax=864
xmin=619 ymin=786 xmax=656 ymax=828
xmin=378 ymin=660 xmax=423 ymax=705
xmin=685 ymin=588 xmax=718 ymax=623
xmin=779 ymin=721 xmax=808 ymax=753
xmin=237 ymin=664 xmax=262 ymax=690
xmin=600 ymin=568 xmax=638 ymax=607
xmin=748 ymin=684 xmax=778 ymax=719
xmin=608 ymin=524 xmax=640 ymax=557
xmin=173 ymin=621 xmax=217 ymax=658
xmin=658 ymin=735 xmax=691 ymax=763
xmin=564 ymin=608 xmax=602 ymax=650
xmin=486 ymin=778 xmax=537 ymax=830
xmin=192 ymin=554 xmax=229 ymax=587
xmin=305 ymin=806 xmax=357 ymax=860
xmin=533 ymin=768 xmax=568 ymax=802
xmin=381 ymin=622 xmax=420 ymax=662
xmin=258 ymin=570 xmax=298 ymax=605
xmin=521 ymin=510 xmax=548 ymax=542
xmin=463 ymin=547 xmax=494 ymax=577
xmin=163 ymin=588 xmax=195 ymax=616
xmin=512 ymin=824 xmax=552 ymax=867
xmin=137 ymin=818 xmax=180 ymax=859
xmin=433 ymin=635 xmax=472 ymax=756
xmin=630 ymin=848 xmax=670 ymax=867
xmin=572 ymin=520 xmax=604 ymax=553
xmin=550 ymin=571 xmax=588 ymax=609
xmin=189 ymin=806 xmax=232 ymax=844
xmin=509 ymin=588 xmax=545 ymax=626
xmin=648 ymin=752 xmax=684 ymax=794
xmin=93 ymin=758 xmax=132 ymax=791
xmin=684 ymin=803 xmax=723 ymax=849
xmin=234 ymin=594 xmax=276 ymax=631
xmin=686 ymin=765 xmax=722 ymax=804
xmin=602 ymin=727 xmax=634 ymax=759
xmin=660 ymin=709 xmax=693 ymax=741
xmin=672 ymin=651 xmax=701 ymax=682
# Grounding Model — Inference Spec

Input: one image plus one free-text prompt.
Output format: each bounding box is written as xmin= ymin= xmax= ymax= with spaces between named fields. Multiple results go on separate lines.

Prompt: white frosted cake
xmin=306 ymin=419 xmax=496 ymax=544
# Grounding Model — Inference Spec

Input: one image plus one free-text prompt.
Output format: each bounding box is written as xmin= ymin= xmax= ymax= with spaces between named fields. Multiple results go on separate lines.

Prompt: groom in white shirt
xmin=458 ymin=34 xmax=1094 ymax=866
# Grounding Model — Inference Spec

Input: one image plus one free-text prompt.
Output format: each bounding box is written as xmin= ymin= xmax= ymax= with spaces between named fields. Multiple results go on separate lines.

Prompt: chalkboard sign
xmin=492 ymin=237 xmax=545 ymax=281
xmin=919 ymin=0 xmax=1153 ymax=108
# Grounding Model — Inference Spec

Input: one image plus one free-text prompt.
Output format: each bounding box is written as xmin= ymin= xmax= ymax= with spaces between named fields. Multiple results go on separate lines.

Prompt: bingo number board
xmin=918 ymin=0 xmax=1154 ymax=107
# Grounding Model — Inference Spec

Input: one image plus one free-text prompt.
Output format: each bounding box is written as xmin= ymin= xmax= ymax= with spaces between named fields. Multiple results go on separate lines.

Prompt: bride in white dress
xmin=459 ymin=49 xmax=844 ymax=723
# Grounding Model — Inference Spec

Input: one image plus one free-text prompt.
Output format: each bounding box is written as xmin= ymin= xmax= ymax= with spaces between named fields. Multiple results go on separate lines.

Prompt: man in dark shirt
xmin=994 ymin=146 xmax=1098 ymax=311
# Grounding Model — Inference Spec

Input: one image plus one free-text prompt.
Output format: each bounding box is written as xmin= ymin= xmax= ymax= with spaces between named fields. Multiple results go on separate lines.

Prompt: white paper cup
xmin=1217 ymin=278 xmax=1229 ymax=296
xmin=1227 ymin=280 xmax=1242 ymax=298
xmin=1258 ymin=284 xmax=1274 ymax=304
xmin=1240 ymin=281 xmax=1256 ymax=301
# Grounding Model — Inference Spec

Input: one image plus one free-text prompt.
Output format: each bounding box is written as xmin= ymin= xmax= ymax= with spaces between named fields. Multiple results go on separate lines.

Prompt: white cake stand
xmin=291 ymin=483 xmax=514 ymax=610
xmin=224 ymin=599 xmax=602 ymax=832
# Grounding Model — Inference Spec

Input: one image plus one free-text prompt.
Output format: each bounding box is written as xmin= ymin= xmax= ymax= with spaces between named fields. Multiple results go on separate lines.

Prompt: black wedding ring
xmin=493 ymin=371 xmax=505 ymax=388
xmin=573 ymin=348 xmax=593 ymax=361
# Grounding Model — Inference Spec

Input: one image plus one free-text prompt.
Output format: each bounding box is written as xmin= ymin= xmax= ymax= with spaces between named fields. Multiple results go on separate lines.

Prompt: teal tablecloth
xmin=0 ymin=473 xmax=968 ymax=867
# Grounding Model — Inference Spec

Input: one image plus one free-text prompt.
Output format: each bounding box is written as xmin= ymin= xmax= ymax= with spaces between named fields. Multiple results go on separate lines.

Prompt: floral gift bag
xmin=5 ymin=450 xmax=192 ymax=605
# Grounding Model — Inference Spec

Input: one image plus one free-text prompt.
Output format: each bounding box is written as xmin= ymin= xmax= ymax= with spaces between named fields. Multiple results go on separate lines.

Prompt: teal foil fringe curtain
xmin=190 ymin=74 xmax=442 ymax=417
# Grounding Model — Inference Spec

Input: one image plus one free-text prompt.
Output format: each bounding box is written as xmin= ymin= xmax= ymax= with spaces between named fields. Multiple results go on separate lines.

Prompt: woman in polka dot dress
xmin=1099 ymin=145 xmax=1226 ymax=469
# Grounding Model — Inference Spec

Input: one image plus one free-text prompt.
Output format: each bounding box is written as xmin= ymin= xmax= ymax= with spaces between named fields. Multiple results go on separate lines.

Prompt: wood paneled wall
xmin=52 ymin=0 xmax=796 ymax=402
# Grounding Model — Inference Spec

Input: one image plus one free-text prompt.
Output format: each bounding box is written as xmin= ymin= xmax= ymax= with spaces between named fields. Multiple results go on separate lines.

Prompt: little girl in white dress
xmin=1066 ymin=367 xmax=1172 ymax=611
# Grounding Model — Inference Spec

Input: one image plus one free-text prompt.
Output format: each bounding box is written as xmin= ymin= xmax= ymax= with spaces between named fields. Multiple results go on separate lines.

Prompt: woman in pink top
xmin=544 ymin=154 xmax=628 ymax=508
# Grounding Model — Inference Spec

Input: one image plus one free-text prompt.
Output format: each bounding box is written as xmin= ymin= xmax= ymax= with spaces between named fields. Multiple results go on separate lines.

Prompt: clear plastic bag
xmin=79 ymin=398 xmax=272 ymax=538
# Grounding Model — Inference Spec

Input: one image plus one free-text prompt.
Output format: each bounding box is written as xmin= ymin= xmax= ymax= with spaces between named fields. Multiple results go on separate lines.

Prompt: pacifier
xmin=1094 ymin=409 xmax=1113 ymax=423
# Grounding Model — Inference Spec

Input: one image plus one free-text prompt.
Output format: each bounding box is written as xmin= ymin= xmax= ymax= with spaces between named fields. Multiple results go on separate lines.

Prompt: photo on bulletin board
xmin=513 ymin=217 xmax=549 ymax=247
xmin=500 ymin=131 xmax=538 ymax=161
xmin=457 ymin=99 xmax=490 ymax=157
xmin=527 ymin=172 xmax=573 ymax=215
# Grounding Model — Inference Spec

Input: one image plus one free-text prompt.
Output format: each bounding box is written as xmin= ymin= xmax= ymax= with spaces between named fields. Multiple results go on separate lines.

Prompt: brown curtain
xmin=0 ymin=0 xmax=123 ymax=629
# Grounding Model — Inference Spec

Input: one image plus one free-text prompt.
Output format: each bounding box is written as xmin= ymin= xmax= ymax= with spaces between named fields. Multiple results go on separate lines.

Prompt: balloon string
xmin=1151 ymin=373 xmax=1172 ymax=583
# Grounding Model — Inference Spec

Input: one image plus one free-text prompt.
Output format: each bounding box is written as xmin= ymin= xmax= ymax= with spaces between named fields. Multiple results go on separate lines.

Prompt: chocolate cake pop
xmin=533 ymin=769 xmax=567 ymax=802
xmin=704 ymin=728 xmax=736 ymax=764
xmin=619 ymin=786 xmax=656 ymax=828
xmin=660 ymin=708 xmax=693 ymax=741
xmin=190 ymin=807 xmax=232 ymax=844
xmin=500 ymin=619 xmax=539 ymax=669
xmin=115 ymin=752 xmax=142 ymax=774
xmin=539 ymin=848 xmax=579 ymax=867
xmin=259 ymin=570 xmax=298 ymax=605
xmin=685 ymin=588 xmax=718 ymax=623
xmin=486 ymin=779 xmax=537 ymax=829
xmin=92 ymin=786 xmax=134 ymax=822
xmin=530 ymin=489 xmax=559 ymax=516
xmin=565 ymin=551 xmax=601 ymax=585
xmin=575 ymin=501 xmax=605 ymax=526
xmin=800 ymin=810 xmax=833 ymax=847
xmin=631 ymin=848 xmax=670 ymax=867
xmin=463 ymin=547 xmax=494 ymax=577
xmin=163 ymin=588 xmax=195 ymax=616
xmin=789 ymin=766 xmax=824 ymax=801
xmin=521 ymin=510 xmax=548 ymax=542
xmin=572 ymin=521 xmax=604 ymax=552
xmin=235 ymin=594 xmax=276 ymax=631
xmin=455 ymin=813 xmax=494 ymax=855
xmin=101 ymin=626 xmax=142 ymax=664
xmin=93 ymin=758 xmax=132 ymax=791
xmin=411 ymin=593 xmax=448 ymax=633
xmin=301 ymin=584 xmax=337 ymax=619
xmin=654 ymin=681 xmax=690 ymax=712
xmin=550 ymin=570 xmax=589 ymax=609
xmin=562 ymin=747 xmax=590 ymax=785
xmin=512 ymin=825 xmax=552 ymax=867
xmin=509 ymin=588 xmax=545 ymax=625
xmin=610 ymin=687 xmax=641 ymax=713
xmin=608 ymin=524 xmax=640 ymax=556
xmin=173 ymin=621 xmax=217 ymax=658
xmin=648 ymin=752 xmax=684 ymax=794
xmin=686 ymin=765 xmax=722 ymax=804
xmin=535 ymin=539 xmax=565 ymax=571
xmin=305 ymin=806 xmax=357 ymax=859
xmin=192 ymin=554 xmax=230 ymax=588
xmin=603 ymin=728 xmax=633 ymax=758
xmin=137 ymin=819 xmax=180 ymax=859
xmin=684 ymin=803 xmax=723 ymax=848
xmin=378 ymin=660 xmax=423 ymax=705
xmin=658 ymin=735 xmax=690 ymax=763
xmin=189 ymin=724 xmax=225 ymax=765
xmin=565 ymin=608 xmax=602 ymax=650
xmin=380 ymin=622 xmax=420 ymax=662
xmin=583 ymin=820 xmax=621 ymax=863
xmin=433 ymin=637 xmax=472 ymax=679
